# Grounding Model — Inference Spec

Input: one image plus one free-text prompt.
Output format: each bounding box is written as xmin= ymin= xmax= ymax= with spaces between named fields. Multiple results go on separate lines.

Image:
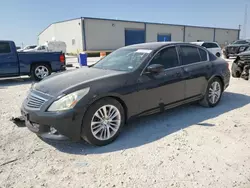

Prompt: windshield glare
xmin=93 ymin=48 xmax=152 ymax=71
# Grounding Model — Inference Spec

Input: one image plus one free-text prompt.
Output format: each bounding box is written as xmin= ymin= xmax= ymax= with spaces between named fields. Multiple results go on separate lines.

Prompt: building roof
xmin=38 ymin=16 xmax=240 ymax=36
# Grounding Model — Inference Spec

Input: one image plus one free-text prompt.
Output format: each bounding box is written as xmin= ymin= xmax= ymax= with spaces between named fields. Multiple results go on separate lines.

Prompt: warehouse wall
xmin=39 ymin=18 xmax=83 ymax=53
xmin=146 ymin=24 xmax=184 ymax=42
xmin=38 ymin=25 xmax=55 ymax=46
xmin=184 ymin=27 xmax=214 ymax=42
xmin=84 ymin=18 xmax=145 ymax=51
xmin=215 ymin=29 xmax=239 ymax=46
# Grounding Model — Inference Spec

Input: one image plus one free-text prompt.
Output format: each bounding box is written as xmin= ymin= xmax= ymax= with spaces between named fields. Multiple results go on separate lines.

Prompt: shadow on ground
xmin=0 ymin=77 xmax=34 ymax=88
xmin=43 ymin=92 xmax=250 ymax=155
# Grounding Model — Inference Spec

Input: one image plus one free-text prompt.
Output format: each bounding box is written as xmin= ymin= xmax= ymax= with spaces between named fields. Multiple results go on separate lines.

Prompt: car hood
xmin=238 ymin=50 xmax=250 ymax=60
xmin=34 ymin=67 xmax=126 ymax=96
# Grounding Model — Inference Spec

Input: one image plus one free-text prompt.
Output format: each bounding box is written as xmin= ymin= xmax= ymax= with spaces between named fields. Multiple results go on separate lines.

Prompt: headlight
xmin=47 ymin=88 xmax=90 ymax=112
xmin=239 ymin=47 xmax=246 ymax=52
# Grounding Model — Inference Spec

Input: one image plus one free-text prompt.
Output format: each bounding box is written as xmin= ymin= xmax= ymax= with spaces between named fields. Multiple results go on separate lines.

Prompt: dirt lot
xmin=0 ymin=58 xmax=250 ymax=188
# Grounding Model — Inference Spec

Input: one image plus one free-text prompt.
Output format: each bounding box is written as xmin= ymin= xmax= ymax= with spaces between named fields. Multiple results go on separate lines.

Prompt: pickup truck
xmin=0 ymin=40 xmax=66 ymax=81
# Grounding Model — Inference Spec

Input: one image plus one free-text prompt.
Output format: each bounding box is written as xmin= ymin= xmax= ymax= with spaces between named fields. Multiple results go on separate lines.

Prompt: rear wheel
xmin=31 ymin=63 xmax=51 ymax=81
xmin=81 ymin=98 xmax=125 ymax=146
xmin=200 ymin=77 xmax=223 ymax=107
xmin=216 ymin=52 xmax=221 ymax=57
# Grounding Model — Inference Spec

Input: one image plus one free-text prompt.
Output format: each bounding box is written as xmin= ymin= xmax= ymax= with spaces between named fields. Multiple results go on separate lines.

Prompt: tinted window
xmin=198 ymin=48 xmax=207 ymax=61
xmin=202 ymin=42 xmax=219 ymax=48
xmin=180 ymin=46 xmax=200 ymax=65
xmin=150 ymin=47 xmax=179 ymax=69
xmin=0 ymin=42 xmax=11 ymax=54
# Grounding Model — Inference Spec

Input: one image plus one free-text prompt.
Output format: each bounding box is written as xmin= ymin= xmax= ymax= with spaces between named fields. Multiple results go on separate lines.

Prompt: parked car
xmin=21 ymin=42 xmax=230 ymax=146
xmin=0 ymin=40 xmax=66 ymax=81
xmin=191 ymin=41 xmax=222 ymax=57
xmin=17 ymin=45 xmax=37 ymax=52
xmin=231 ymin=48 xmax=250 ymax=80
xmin=223 ymin=39 xmax=250 ymax=59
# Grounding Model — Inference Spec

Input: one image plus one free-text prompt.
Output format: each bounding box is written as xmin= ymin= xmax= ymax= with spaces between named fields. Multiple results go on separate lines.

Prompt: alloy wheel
xmin=91 ymin=105 xmax=121 ymax=141
xmin=208 ymin=81 xmax=221 ymax=104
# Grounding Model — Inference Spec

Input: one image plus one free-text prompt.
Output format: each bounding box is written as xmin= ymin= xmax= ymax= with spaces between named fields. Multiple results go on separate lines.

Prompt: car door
xmin=178 ymin=45 xmax=212 ymax=100
xmin=136 ymin=46 xmax=185 ymax=114
xmin=0 ymin=41 xmax=19 ymax=76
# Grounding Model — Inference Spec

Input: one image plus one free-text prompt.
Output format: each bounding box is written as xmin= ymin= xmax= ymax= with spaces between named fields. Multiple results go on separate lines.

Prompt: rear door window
xmin=150 ymin=46 xmax=179 ymax=69
xmin=198 ymin=48 xmax=208 ymax=61
xmin=179 ymin=46 xmax=200 ymax=65
xmin=0 ymin=42 xmax=11 ymax=54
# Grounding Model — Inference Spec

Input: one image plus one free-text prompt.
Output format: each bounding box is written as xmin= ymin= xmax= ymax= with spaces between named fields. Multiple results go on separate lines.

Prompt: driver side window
xmin=149 ymin=46 xmax=179 ymax=69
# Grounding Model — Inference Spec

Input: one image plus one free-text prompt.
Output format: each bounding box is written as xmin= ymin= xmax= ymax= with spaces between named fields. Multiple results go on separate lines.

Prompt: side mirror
xmin=146 ymin=64 xmax=165 ymax=74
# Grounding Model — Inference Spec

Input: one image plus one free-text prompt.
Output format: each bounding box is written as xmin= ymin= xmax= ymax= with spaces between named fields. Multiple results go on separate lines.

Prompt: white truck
xmin=24 ymin=41 xmax=66 ymax=53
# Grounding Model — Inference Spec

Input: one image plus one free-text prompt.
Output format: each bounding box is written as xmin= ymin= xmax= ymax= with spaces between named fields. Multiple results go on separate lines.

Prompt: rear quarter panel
xmin=212 ymin=58 xmax=230 ymax=90
xmin=18 ymin=52 xmax=63 ymax=74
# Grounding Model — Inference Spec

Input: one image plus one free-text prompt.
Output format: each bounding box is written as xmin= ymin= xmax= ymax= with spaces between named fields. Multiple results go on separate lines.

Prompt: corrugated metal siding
xmin=38 ymin=19 xmax=83 ymax=53
xmin=215 ymin=29 xmax=239 ymax=46
xmin=185 ymin=27 xmax=214 ymax=42
xmin=84 ymin=19 xmax=144 ymax=51
xmin=146 ymin=24 xmax=184 ymax=42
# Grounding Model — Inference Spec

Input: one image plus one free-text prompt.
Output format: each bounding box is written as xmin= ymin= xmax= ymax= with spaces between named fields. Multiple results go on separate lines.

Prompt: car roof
xmin=190 ymin=42 xmax=204 ymax=46
xmin=122 ymin=41 xmax=200 ymax=50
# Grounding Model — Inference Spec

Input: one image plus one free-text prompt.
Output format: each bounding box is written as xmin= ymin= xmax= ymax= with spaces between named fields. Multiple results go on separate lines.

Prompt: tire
xmin=216 ymin=52 xmax=221 ymax=57
xmin=199 ymin=77 xmax=223 ymax=108
xmin=231 ymin=62 xmax=242 ymax=78
xmin=81 ymin=97 xmax=125 ymax=146
xmin=223 ymin=54 xmax=229 ymax=59
xmin=31 ymin=63 xmax=51 ymax=81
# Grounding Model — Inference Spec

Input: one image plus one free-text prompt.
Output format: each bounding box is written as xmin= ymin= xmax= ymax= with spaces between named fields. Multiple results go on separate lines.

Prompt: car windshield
xmin=233 ymin=40 xmax=250 ymax=44
xmin=93 ymin=48 xmax=152 ymax=71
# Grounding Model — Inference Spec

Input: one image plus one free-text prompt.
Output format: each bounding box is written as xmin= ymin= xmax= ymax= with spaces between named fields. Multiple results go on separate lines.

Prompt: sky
xmin=0 ymin=0 xmax=249 ymax=46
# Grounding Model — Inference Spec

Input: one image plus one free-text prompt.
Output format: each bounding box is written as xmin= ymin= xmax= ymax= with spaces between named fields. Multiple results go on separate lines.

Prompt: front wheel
xmin=81 ymin=98 xmax=125 ymax=146
xmin=200 ymin=77 xmax=223 ymax=107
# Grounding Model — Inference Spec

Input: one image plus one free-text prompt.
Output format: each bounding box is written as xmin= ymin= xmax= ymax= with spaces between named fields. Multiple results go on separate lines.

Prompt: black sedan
xmin=21 ymin=42 xmax=230 ymax=146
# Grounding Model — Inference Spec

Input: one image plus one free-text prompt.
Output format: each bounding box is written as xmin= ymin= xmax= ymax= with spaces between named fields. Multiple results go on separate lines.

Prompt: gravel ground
xmin=0 ymin=58 xmax=250 ymax=188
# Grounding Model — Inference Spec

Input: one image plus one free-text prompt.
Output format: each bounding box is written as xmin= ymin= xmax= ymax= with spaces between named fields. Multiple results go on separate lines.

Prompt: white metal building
xmin=38 ymin=17 xmax=240 ymax=54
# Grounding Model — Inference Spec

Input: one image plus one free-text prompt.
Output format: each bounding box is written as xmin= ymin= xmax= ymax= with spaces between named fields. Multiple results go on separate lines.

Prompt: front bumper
xmin=21 ymin=104 xmax=84 ymax=141
xmin=223 ymin=51 xmax=237 ymax=57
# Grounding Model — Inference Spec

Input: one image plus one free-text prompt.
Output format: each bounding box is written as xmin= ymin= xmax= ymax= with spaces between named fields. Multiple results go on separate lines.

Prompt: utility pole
xmin=239 ymin=25 xmax=242 ymax=39
xmin=243 ymin=4 xmax=248 ymax=39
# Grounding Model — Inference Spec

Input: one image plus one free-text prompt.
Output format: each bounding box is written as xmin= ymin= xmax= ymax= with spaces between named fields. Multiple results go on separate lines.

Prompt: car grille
xmin=227 ymin=47 xmax=239 ymax=54
xmin=26 ymin=93 xmax=47 ymax=109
